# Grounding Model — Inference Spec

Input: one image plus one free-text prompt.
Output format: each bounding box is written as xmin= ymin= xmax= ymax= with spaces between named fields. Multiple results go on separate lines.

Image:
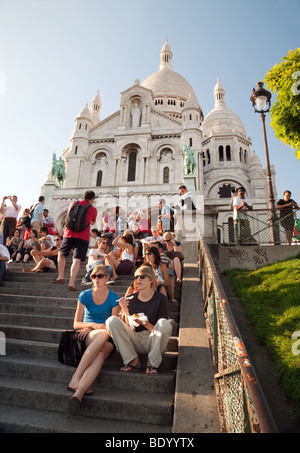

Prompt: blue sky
xmin=0 ymin=0 xmax=299 ymax=214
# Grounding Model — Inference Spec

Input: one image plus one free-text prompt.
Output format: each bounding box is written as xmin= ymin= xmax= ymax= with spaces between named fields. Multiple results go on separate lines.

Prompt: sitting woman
xmin=106 ymin=232 xmax=134 ymax=275
xmin=106 ymin=266 xmax=172 ymax=375
xmin=15 ymin=229 xmax=41 ymax=263
xmin=38 ymin=226 xmax=53 ymax=251
xmin=23 ymin=234 xmax=63 ymax=273
xmin=163 ymin=231 xmax=184 ymax=286
xmin=67 ymin=264 xmax=120 ymax=415
xmin=144 ymin=246 xmax=171 ymax=300
xmin=6 ymin=228 xmax=23 ymax=262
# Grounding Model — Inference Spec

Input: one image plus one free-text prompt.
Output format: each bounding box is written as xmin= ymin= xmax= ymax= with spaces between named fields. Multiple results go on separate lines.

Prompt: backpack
xmin=65 ymin=201 xmax=91 ymax=232
xmin=58 ymin=330 xmax=86 ymax=367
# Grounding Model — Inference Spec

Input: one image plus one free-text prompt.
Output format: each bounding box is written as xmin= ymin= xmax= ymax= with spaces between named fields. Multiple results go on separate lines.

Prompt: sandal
xmin=146 ymin=366 xmax=159 ymax=375
xmin=51 ymin=279 xmax=65 ymax=284
xmin=22 ymin=268 xmax=33 ymax=273
xmin=120 ymin=360 xmax=141 ymax=373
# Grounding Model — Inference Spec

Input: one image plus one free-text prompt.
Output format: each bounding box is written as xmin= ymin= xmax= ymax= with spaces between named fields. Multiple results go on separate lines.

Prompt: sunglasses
xmin=133 ymin=275 xmax=148 ymax=280
xmin=145 ymin=252 xmax=153 ymax=255
xmin=91 ymin=273 xmax=107 ymax=280
xmin=54 ymin=238 xmax=61 ymax=242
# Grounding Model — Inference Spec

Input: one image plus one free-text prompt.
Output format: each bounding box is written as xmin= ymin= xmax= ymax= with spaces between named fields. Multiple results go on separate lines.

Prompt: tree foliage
xmin=264 ymin=48 xmax=300 ymax=159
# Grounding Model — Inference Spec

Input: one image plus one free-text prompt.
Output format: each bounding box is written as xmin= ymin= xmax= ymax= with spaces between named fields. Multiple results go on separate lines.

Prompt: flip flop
xmin=67 ymin=386 xmax=93 ymax=396
xmin=67 ymin=286 xmax=78 ymax=291
xmin=51 ymin=279 xmax=65 ymax=284
xmin=119 ymin=364 xmax=141 ymax=373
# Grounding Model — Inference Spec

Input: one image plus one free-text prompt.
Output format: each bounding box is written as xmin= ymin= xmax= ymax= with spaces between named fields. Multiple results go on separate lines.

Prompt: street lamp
xmin=250 ymin=81 xmax=279 ymax=244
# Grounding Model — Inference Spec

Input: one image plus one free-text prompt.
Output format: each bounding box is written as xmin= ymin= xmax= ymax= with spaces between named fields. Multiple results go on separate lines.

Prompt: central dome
xmin=141 ymin=40 xmax=199 ymax=117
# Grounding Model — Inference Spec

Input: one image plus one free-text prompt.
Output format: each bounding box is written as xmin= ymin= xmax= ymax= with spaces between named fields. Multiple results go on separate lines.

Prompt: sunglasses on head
xmin=133 ymin=274 xmax=148 ymax=280
xmin=91 ymin=273 xmax=107 ymax=280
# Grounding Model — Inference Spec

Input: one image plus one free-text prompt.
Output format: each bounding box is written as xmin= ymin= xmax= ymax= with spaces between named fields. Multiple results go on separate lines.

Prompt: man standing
xmin=0 ymin=195 xmax=21 ymax=244
xmin=178 ymin=185 xmax=196 ymax=210
xmin=30 ymin=196 xmax=45 ymax=232
xmin=52 ymin=190 xmax=97 ymax=291
xmin=0 ymin=243 xmax=10 ymax=284
xmin=233 ymin=187 xmax=255 ymax=245
xmin=158 ymin=199 xmax=172 ymax=232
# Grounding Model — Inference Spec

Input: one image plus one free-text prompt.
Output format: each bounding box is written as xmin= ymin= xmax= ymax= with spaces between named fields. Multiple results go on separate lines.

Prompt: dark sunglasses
xmin=91 ymin=273 xmax=107 ymax=280
xmin=145 ymin=252 xmax=153 ymax=255
xmin=133 ymin=275 xmax=148 ymax=280
xmin=54 ymin=238 xmax=61 ymax=242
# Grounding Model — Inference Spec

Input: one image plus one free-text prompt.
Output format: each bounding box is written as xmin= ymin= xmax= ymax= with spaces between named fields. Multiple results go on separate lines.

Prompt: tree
xmin=264 ymin=48 xmax=300 ymax=159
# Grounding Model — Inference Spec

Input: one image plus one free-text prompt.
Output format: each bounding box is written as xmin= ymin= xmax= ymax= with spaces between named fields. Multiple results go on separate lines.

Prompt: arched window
xmin=96 ymin=170 xmax=103 ymax=187
xmin=207 ymin=149 xmax=211 ymax=165
xmin=163 ymin=167 xmax=169 ymax=183
xmin=127 ymin=151 xmax=137 ymax=182
xmin=226 ymin=145 xmax=231 ymax=161
xmin=219 ymin=146 xmax=224 ymax=162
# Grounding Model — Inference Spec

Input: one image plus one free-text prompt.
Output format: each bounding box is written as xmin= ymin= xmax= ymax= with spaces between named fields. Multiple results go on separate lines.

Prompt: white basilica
xmin=41 ymin=40 xmax=277 ymax=241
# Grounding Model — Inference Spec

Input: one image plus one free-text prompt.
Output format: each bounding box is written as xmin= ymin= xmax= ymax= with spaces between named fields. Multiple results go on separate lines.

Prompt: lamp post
xmin=250 ymin=82 xmax=279 ymax=244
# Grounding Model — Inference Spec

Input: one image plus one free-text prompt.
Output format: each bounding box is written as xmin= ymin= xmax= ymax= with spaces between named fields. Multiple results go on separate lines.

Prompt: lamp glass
xmin=255 ymin=95 xmax=267 ymax=111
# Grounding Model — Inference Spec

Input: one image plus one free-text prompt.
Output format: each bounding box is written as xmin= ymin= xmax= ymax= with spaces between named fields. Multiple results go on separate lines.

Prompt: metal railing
xmin=198 ymin=238 xmax=277 ymax=433
xmin=222 ymin=208 xmax=300 ymax=246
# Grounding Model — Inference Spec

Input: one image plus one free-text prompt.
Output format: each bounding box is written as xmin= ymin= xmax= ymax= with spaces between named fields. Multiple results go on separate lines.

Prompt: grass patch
xmin=226 ymin=254 xmax=300 ymax=414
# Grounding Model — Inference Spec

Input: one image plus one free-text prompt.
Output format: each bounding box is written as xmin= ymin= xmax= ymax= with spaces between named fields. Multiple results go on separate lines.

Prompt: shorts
xmin=60 ymin=237 xmax=89 ymax=261
xmin=107 ymin=336 xmax=116 ymax=353
xmin=117 ymin=259 xmax=134 ymax=275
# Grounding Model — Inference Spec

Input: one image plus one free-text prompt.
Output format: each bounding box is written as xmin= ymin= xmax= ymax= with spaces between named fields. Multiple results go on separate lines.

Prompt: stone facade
xmin=41 ymin=40 xmax=277 ymax=241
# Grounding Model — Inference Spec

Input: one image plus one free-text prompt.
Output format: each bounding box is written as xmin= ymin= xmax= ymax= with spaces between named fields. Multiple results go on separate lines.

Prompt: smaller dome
xmin=202 ymin=78 xmax=246 ymax=137
xmin=76 ymin=103 xmax=92 ymax=121
xmin=182 ymin=93 xmax=199 ymax=110
xmin=92 ymin=90 xmax=102 ymax=107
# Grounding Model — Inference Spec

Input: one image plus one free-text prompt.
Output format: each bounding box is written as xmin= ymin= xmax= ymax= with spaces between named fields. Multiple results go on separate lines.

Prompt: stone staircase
xmin=0 ymin=260 xmax=181 ymax=433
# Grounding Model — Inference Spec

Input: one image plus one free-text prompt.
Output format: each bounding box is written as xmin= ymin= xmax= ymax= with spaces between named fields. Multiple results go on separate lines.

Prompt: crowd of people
xmin=1 ymin=186 xmax=298 ymax=416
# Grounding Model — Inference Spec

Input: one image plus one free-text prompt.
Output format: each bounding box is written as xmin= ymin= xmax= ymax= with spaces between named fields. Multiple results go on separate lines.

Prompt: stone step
xmin=0 ymin=404 xmax=172 ymax=433
xmin=0 ymin=262 xmax=181 ymax=432
xmin=0 ymin=376 xmax=174 ymax=426
xmin=5 ymin=335 xmax=178 ymax=359
xmin=0 ymin=356 xmax=176 ymax=394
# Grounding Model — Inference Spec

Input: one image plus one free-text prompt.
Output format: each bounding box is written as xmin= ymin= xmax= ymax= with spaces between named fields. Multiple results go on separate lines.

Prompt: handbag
xmin=58 ymin=330 xmax=86 ymax=367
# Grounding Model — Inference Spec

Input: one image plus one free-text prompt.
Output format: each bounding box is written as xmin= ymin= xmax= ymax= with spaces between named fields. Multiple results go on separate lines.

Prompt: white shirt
xmin=178 ymin=191 xmax=196 ymax=210
xmin=233 ymin=196 xmax=252 ymax=220
xmin=4 ymin=203 xmax=21 ymax=219
xmin=0 ymin=244 xmax=10 ymax=270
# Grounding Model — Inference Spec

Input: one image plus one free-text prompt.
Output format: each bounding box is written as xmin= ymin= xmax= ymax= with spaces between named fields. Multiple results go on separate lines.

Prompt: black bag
xmin=65 ymin=201 xmax=91 ymax=232
xmin=58 ymin=330 xmax=86 ymax=367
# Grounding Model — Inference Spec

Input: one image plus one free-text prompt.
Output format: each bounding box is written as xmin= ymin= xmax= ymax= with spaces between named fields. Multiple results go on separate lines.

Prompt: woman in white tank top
xmin=106 ymin=233 xmax=134 ymax=275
